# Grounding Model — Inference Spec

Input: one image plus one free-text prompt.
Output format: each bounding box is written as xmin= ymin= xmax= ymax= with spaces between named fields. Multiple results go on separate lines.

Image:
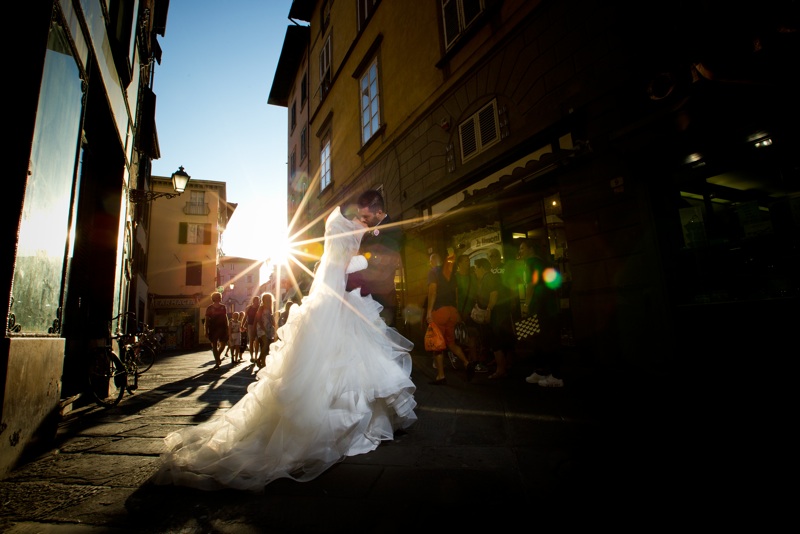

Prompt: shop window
xmin=672 ymin=149 xmax=799 ymax=305
xmin=10 ymin=17 xmax=83 ymax=334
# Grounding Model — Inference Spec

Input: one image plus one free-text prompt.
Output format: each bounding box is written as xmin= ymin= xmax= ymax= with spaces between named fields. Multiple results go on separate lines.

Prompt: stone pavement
xmin=0 ymin=344 xmax=681 ymax=532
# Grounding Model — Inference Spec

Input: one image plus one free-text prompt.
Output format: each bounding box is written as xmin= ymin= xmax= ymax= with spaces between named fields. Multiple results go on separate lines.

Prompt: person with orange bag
xmin=426 ymin=252 xmax=474 ymax=385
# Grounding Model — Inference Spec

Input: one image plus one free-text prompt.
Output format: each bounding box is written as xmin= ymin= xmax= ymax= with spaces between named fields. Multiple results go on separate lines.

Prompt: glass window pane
xmin=11 ymin=21 xmax=83 ymax=334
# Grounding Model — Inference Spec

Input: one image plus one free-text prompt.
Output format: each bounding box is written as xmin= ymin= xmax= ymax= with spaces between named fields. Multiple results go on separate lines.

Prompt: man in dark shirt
xmin=519 ymin=239 xmax=564 ymax=387
xmin=346 ymin=190 xmax=403 ymax=327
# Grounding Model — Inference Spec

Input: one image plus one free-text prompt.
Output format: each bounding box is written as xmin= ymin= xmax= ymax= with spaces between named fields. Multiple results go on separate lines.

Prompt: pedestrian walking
xmin=204 ymin=292 xmax=229 ymax=370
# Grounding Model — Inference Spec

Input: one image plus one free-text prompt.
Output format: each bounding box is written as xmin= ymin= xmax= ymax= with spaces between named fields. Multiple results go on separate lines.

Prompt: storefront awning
xmin=413 ymin=137 xmax=587 ymax=232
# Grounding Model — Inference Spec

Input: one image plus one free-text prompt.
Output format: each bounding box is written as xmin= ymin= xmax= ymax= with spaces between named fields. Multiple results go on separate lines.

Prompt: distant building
xmin=146 ymin=177 xmax=234 ymax=350
xmin=217 ymin=256 xmax=264 ymax=314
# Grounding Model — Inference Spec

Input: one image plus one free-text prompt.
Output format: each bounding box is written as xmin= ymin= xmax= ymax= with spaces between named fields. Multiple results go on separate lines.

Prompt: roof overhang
xmin=268 ymin=25 xmax=311 ymax=107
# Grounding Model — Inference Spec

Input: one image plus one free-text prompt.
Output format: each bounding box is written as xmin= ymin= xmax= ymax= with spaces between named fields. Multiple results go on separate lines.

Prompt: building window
xmin=290 ymin=148 xmax=297 ymax=179
xmin=179 ymin=222 xmax=212 ymax=244
xmin=300 ymin=126 xmax=307 ymax=161
xmin=320 ymin=0 xmax=331 ymax=31
xmin=358 ymin=0 xmax=382 ymax=31
xmin=107 ymin=0 xmax=137 ymax=86
xmin=291 ymin=100 xmax=297 ymax=132
xmin=442 ymin=0 xmax=485 ymax=50
xmin=320 ymin=36 xmax=332 ymax=99
xmin=459 ymin=99 xmax=500 ymax=163
xmin=320 ymin=134 xmax=332 ymax=190
xmin=186 ymin=190 xmax=206 ymax=215
xmin=360 ymin=58 xmax=381 ymax=145
xmin=186 ymin=261 xmax=202 ymax=286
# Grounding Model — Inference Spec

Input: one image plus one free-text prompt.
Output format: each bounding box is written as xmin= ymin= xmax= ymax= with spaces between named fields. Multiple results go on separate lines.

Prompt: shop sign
xmin=153 ymin=297 xmax=197 ymax=308
xmin=471 ymin=231 xmax=501 ymax=249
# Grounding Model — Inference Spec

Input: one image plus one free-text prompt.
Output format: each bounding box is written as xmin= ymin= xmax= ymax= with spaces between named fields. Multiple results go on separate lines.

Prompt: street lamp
xmin=128 ymin=166 xmax=191 ymax=204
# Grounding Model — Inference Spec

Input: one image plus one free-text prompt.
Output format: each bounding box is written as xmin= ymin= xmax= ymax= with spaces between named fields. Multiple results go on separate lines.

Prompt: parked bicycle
xmin=87 ymin=312 xmax=147 ymax=407
xmin=132 ymin=322 xmax=160 ymax=374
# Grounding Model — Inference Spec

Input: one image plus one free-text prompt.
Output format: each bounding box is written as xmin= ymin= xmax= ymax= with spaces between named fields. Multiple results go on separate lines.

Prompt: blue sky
xmin=151 ymin=0 xmax=299 ymax=264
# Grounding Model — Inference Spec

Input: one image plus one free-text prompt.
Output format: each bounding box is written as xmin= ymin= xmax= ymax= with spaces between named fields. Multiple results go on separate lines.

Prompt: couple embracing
xmin=154 ymin=189 xmax=414 ymax=491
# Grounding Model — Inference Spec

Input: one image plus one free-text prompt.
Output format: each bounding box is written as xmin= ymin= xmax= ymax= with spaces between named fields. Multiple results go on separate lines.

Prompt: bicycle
xmin=87 ymin=312 xmax=143 ymax=407
xmin=131 ymin=322 xmax=159 ymax=374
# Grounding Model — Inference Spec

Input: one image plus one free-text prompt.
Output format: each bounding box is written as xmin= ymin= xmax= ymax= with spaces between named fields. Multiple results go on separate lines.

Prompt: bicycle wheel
xmin=133 ymin=344 xmax=156 ymax=374
xmin=87 ymin=349 xmax=126 ymax=407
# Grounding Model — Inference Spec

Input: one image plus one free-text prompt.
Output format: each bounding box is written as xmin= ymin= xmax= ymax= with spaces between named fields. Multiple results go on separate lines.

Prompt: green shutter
xmin=179 ymin=222 xmax=187 ymax=244
xmin=203 ymin=223 xmax=211 ymax=244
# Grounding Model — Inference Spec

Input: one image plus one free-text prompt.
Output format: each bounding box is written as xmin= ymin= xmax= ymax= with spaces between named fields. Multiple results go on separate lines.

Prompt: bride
xmin=153 ymin=206 xmax=417 ymax=491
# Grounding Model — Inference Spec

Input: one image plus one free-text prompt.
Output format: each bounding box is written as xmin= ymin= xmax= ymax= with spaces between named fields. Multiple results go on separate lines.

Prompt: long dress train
xmin=153 ymin=207 xmax=417 ymax=491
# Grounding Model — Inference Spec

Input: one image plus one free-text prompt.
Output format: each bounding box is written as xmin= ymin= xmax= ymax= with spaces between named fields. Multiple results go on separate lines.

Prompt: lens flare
xmin=543 ymin=267 xmax=562 ymax=290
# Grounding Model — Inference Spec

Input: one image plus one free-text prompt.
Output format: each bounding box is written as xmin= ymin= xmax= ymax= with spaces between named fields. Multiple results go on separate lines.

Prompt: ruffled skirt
xmin=153 ymin=287 xmax=416 ymax=491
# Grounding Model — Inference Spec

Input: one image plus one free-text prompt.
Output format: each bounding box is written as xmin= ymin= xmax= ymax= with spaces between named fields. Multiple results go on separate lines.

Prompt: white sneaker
xmin=525 ymin=372 xmax=547 ymax=384
xmin=448 ymin=352 xmax=458 ymax=369
xmin=537 ymin=375 xmax=564 ymax=388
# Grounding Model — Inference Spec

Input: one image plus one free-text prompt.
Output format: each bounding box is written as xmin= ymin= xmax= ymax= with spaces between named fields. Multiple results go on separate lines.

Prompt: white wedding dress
xmin=154 ymin=207 xmax=417 ymax=491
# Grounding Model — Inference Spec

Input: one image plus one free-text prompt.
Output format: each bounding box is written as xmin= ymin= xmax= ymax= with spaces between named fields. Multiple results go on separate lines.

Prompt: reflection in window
xmin=11 ymin=18 xmax=83 ymax=334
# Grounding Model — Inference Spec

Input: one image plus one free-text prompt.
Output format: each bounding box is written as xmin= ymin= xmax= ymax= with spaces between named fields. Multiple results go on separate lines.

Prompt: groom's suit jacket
xmin=346 ymin=215 xmax=402 ymax=311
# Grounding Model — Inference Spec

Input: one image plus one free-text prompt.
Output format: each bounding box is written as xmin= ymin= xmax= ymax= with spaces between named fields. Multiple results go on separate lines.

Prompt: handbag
xmin=514 ymin=314 xmax=541 ymax=340
xmin=424 ymin=322 xmax=447 ymax=352
xmin=470 ymin=304 xmax=489 ymax=325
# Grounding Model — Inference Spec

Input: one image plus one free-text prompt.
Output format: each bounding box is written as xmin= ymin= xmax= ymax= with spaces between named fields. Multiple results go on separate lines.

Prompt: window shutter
xmin=478 ymin=103 xmax=499 ymax=147
xmin=459 ymin=117 xmax=478 ymax=160
xmin=203 ymin=223 xmax=212 ymax=245
xmin=459 ymin=99 xmax=500 ymax=162
xmin=179 ymin=222 xmax=187 ymax=244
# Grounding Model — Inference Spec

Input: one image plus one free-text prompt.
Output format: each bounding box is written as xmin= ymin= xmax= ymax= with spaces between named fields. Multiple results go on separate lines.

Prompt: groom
xmin=346 ymin=189 xmax=402 ymax=327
